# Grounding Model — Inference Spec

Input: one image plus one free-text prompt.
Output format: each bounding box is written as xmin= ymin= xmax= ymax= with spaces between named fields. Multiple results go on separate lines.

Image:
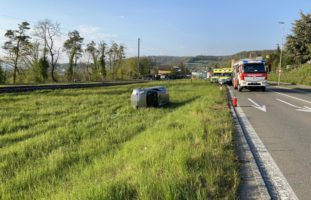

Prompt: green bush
xmin=269 ymin=64 xmax=311 ymax=86
xmin=0 ymin=65 xmax=6 ymax=84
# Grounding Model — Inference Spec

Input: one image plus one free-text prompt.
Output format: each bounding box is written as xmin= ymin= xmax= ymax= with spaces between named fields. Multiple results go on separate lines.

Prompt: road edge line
xmin=228 ymin=92 xmax=270 ymax=199
xmin=228 ymin=87 xmax=299 ymax=200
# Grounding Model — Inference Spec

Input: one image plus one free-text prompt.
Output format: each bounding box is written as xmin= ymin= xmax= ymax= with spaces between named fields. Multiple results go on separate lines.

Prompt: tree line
xmin=0 ymin=19 xmax=152 ymax=84
xmin=266 ymin=12 xmax=311 ymax=71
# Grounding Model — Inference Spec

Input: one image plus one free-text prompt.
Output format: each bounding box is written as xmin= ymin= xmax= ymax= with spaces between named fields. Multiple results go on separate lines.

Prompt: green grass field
xmin=269 ymin=64 xmax=311 ymax=86
xmin=0 ymin=80 xmax=239 ymax=200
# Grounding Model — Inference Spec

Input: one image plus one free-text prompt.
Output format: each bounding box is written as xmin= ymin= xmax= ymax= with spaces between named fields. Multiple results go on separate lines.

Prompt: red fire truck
xmin=232 ymin=59 xmax=269 ymax=92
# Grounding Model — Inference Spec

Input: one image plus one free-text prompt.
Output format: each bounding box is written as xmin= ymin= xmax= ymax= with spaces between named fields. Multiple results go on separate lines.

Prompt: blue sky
xmin=1 ymin=0 xmax=311 ymax=58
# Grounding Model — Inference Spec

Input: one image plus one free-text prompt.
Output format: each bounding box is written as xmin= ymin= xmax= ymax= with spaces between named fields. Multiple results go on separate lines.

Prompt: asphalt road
xmin=230 ymin=85 xmax=311 ymax=200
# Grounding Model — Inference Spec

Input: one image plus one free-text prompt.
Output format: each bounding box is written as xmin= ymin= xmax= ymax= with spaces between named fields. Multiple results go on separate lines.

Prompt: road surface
xmin=231 ymin=85 xmax=311 ymax=199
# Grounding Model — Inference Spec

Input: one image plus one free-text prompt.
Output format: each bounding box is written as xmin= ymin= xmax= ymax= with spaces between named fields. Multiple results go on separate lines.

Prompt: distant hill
xmin=230 ymin=50 xmax=275 ymax=60
xmin=146 ymin=49 xmax=276 ymax=71
xmin=148 ymin=56 xmax=191 ymax=66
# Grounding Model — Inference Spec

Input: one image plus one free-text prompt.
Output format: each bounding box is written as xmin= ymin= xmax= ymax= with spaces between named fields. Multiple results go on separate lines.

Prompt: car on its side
xmin=131 ymin=86 xmax=169 ymax=109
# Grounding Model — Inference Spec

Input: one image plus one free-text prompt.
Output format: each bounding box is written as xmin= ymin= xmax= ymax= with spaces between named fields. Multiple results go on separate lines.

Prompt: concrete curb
xmin=228 ymin=90 xmax=270 ymax=200
xmin=228 ymin=87 xmax=299 ymax=200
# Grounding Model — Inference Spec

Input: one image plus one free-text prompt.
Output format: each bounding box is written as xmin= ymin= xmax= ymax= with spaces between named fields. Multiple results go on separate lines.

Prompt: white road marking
xmin=248 ymin=98 xmax=267 ymax=112
xmin=276 ymin=99 xmax=311 ymax=113
xmin=274 ymin=92 xmax=311 ymax=104
xmin=276 ymin=99 xmax=301 ymax=108
xmin=296 ymin=106 xmax=311 ymax=113
xmin=229 ymin=88 xmax=299 ymax=199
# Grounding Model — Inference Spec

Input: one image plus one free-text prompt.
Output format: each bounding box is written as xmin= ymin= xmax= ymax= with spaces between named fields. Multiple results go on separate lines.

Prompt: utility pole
xmin=137 ymin=38 xmax=140 ymax=79
xmin=278 ymin=21 xmax=285 ymax=86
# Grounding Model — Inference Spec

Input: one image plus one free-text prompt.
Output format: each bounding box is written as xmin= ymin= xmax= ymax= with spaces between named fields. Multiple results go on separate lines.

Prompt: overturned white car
xmin=131 ymin=86 xmax=169 ymax=109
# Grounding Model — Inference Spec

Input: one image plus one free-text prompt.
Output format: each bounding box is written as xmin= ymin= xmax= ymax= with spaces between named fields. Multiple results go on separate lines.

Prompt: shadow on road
xmin=292 ymin=88 xmax=311 ymax=94
xmin=268 ymin=87 xmax=311 ymax=94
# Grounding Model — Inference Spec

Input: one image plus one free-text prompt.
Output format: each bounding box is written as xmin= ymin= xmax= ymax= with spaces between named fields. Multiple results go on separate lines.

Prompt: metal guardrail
xmin=0 ymin=81 xmax=147 ymax=93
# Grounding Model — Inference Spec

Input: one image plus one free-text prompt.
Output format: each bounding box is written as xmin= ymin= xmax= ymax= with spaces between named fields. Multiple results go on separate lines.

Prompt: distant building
xmin=157 ymin=65 xmax=181 ymax=74
xmin=157 ymin=65 xmax=173 ymax=75
xmin=191 ymin=71 xmax=208 ymax=79
xmin=157 ymin=65 xmax=182 ymax=79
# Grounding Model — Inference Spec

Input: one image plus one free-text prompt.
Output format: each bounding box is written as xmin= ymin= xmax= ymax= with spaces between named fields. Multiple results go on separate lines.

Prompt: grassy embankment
xmin=269 ymin=64 xmax=311 ymax=86
xmin=0 ymin=80 xmax=239 ymax=200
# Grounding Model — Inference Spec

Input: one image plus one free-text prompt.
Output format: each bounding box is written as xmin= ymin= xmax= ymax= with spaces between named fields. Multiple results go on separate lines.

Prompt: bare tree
xmin=99 ymin=41 xmax=107 ymax=79
xmin=22 ymin=41 xmax=40 ymax=68
xmin=34 ymin=19 xmax=61 ymax=82
xmin=0 ymin=61 xmax=6 ymax=84
xmin=85 ymin=41 xmax=99 ymax=70
xmin=116 ymin=44 xmax=125 ymax=73
xmin=63 ymin=30 xmax=83 ymax=82
xmin=107 ymin=47 xmax=113 ymax=75
xmin=3 ymin=21 xmax=31 ymax=83
xmin=111 ymin=43 xmax=126 ymax=79
xmin=85 ymin=55 xmax=92 ymax=81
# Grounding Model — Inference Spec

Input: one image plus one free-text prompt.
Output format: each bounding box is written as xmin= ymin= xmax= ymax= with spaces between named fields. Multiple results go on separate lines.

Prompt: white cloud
xmin=0 ymin=17 xmax=21 ymax=57
xmin=0 ymin=29 xmax=6 ymax=48
xmin=77 ymin=25 xmax=118 ymax=43
xmin=54 ymin=25 xmax=121 ymax=62
xmin=0 ymin=34 xmax=6 ymax=60
xmin=53 ymin=35 xmax=68 ymax=63
xmin=0 ymin=17 xmax=20 ymax=29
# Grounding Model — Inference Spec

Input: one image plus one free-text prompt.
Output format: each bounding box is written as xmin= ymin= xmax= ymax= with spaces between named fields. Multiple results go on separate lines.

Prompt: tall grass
xmin=0 ymin=80 xmax=239 ymax=199
xmin=269 ymin=64 xmax=311 ymax=86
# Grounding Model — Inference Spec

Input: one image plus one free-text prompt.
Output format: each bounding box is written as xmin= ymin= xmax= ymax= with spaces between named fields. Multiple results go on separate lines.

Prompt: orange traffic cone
xmin=232 ymin=96 xmax=237 ymax=107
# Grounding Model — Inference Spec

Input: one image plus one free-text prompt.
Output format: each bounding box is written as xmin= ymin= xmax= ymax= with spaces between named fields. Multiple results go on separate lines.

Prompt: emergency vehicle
xmin=232 ymin=59 xmax=269 ymax=92
xmin=210 ymin=68 xmax=233 ymax=85
xmin=217 ymin=68 xmax=233 ymax=85
xmin=210 ymin=69 xmax=223 ymax=83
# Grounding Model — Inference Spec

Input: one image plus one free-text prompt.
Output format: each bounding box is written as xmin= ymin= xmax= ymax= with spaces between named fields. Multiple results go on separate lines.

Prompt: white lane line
xmin=248 ymin=98 xmax=267 ymax=112
xmin=276 ymin=99 xmax=311 ymax=113
xmin=276 ymin=99 xmax=301 ymax=108
xmin=274 ymin=92 xmax=311 ymax=104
